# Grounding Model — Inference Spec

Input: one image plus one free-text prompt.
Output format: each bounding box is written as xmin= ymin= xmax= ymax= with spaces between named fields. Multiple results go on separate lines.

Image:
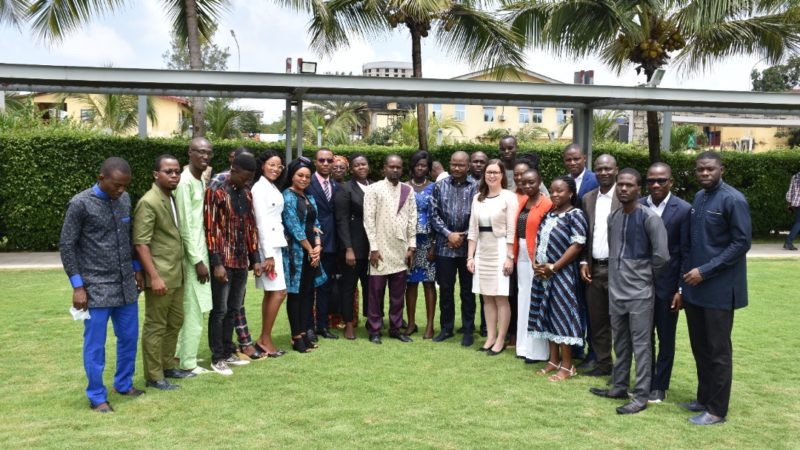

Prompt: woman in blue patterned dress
xmin=406 ymin=150 xmax=437 ymax=339
xmin=282 ymin=157 xmax=328 ymax=353
xmin=529 ymin=175 xmax=587 ymax=382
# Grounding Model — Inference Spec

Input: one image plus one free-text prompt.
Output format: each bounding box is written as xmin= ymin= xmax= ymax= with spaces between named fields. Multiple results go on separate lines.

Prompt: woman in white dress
xmin=467 ymin=159 xmax=517 ymax=355
xmin=251 ymin=150 xmax=288 ymax=357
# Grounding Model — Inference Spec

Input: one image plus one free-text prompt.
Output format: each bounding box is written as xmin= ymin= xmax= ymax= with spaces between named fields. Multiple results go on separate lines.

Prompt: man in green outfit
xmin=174 ymin=138 xmax=214 ymax=374
xmin=134 ymin=154 xmax=189 ymax=390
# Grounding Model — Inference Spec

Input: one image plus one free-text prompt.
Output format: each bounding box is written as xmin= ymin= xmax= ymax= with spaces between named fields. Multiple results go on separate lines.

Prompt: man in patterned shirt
xmin=60 ymin=157 xmax=145 ymax=413
xmin=363 ymin=154 xmax=417 ymax=344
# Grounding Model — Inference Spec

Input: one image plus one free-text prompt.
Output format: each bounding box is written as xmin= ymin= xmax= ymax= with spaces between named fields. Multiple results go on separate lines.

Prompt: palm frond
xmin=0 ymin=0 xmax=28 ymax=28
xmin=27 ymin=0 xmax=125 ymax=42
xmin=162 ymin=0 xmax=231 ymax=45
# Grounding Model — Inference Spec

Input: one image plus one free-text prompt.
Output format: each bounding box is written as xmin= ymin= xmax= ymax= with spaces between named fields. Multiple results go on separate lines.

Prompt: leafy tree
xmin=505 ymin=0 xmax=800 ymax=163
xmin=515 ymin=123 xmax=549 ymax=143
xmin=479 ymin=127 xmax=510 ymax=143
xmin=751 ymin=56 xmax=800 ymax=92
xmin=162 ymin=29 xmax=230 ymax=71
xmin=279 ymin=0 xmax=525 ymax=151
xmin=204 ymin=97 xmax=242 ymax=139
xmin=236 ymin=110 xmax=262 ymax=135
xmin=61 ymin=93 xmax=157 ymax=135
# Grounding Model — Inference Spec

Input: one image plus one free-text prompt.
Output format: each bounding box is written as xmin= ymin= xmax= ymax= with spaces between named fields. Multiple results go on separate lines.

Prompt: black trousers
xmin=340 ymin=258 xmax=369 ymax=323
xmin=685 ymin=301 xmax=734 ymax=417
xmin=507 ymin=268 xmax=518 ymax=335
xmin=209 ymin=267 xmax=248 ymax=363
xmin=436 ymin=256 xmax=475 ymax=333
xmin=288 ymin=254 xmax=314 ymax=337
xmin=308 ymin=252 xmax=337 ymax=330
xmin=650 ymin=294 xmax=680 ymax=391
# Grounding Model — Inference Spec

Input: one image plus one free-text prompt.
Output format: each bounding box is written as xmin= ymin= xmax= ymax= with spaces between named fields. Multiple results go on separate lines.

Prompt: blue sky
xmin=1 ymin=1 xmax=764 ymax=122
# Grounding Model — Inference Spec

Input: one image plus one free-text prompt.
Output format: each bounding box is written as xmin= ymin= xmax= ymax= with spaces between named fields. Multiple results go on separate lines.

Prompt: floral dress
xmin=408 ymin=182 xmax=436 ymax=283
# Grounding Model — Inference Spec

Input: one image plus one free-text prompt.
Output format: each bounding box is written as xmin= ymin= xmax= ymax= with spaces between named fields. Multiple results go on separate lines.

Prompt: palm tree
xmin=0 ymin=0 xmax=26 ymax=27
xmin=504 ymin=0 xmax=800 ymax=162
xmin=24 ymin=0 xmax=230 ymax=137
xmin=279 ymin=0 xmax=525 ymax=151
xmin=204 ymin=97 xmax=242 ymax=139
xmin=62 ymin=93 xmax=157 ymax=134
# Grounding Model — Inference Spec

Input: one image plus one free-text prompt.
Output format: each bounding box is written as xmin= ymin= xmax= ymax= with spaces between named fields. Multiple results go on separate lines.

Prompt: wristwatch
xmin=548 ymin=263 xmax=556 ymax=273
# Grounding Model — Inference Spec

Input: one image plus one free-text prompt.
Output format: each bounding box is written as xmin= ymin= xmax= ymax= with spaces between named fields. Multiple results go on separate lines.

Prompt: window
xmin=532 ymin=108 xmax=543 ymax=123
xmin=80 ymin=109 xmax=93 ymax=122
xmin=431 ymin=104 xmax=442 ymax=118
xmin=394 ymin=68 xmax=398 ymax=73
xmin=455 ymin=104 xmax=465 ymax=121
xmin=557 ymin=108 xmax=573 ymax=124
xmin=519 ymin=108 xmax=530 ymax=123
xmin=483 ymin=107 xmax=495 ymax=122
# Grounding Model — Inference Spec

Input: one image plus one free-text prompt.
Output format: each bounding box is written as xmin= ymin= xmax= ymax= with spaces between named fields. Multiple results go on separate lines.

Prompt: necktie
xmin=323 ymin=180 xmax=331 ymax=201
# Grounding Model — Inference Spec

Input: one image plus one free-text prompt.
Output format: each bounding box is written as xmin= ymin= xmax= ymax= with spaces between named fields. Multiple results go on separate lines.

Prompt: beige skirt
xmin=472 ymin=232 xmax=509 ymax=296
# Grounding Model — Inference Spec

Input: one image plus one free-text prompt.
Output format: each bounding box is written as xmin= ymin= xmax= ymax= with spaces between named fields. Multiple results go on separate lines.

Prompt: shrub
xmin=1 ymin=131 xmax=798 ymax=250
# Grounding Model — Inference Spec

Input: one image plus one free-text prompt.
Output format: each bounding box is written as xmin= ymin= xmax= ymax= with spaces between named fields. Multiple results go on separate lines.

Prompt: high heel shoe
xmin=405 ymin=324 xmax=418 ymax=336
xmin=486 ymin=345 xmax=507 ymax=356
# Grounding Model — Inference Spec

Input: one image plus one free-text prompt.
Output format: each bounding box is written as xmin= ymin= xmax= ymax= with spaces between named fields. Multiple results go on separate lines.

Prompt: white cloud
xmin=52 ymin=24 xmax=136 ymax=66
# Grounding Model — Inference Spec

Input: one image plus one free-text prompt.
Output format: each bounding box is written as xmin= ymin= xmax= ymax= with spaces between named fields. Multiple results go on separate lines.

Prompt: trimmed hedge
xmin=0 ymin=130 xmax=798 ymax=250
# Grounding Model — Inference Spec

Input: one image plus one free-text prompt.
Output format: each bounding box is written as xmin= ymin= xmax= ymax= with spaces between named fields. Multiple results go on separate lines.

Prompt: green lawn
xmin=1 ymin=260 xmax=798 ymax=449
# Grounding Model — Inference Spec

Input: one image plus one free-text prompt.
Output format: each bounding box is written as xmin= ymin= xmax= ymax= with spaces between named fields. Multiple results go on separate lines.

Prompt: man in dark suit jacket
xmin=306 ymin=148 xmax=340 ymax=339
xmin=639 ymin=162 xmax=691 ymax=404
xmin=564 ymin=143 xmax=599 ymax=200
xmin=681 ymin=152 xmax=751 ymax=426
xmin=579 ymin=154 xmax=619 ymax=375
xmin=334 ymin=153 xmax=371 ymax=340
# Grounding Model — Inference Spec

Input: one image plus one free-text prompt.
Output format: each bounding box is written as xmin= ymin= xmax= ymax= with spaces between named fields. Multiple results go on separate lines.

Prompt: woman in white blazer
xmin=251 ymin=150 xmax=289 ymax=357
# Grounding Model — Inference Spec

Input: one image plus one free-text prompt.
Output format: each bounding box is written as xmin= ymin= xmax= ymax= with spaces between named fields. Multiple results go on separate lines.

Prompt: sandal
xmin=548 ymin=365 xmax=577 ymax=382
xmin=538 ymin=361 xmax=561 ymax=376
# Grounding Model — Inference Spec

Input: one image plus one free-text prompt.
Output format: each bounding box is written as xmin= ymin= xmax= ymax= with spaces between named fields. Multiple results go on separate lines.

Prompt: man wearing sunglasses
xmin=306 ymin=148 xmax=340 ymax=340
xmin=639 ymin=163 xmax=691 ymax=404
xmin=133 ymin=154 xmax=188 ymax=390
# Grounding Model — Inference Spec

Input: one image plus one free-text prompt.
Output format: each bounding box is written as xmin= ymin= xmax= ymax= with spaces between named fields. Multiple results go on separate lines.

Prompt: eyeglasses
xmin=646 ymin=178 xmax=669 ymax=185
xmin=266 ymin=163 xmax=285 ymax=171
xmin=159 ymin=169 xmax=181 ymax=175
xmin=318 ymin=158 xmax=334 ymax=164
xmin=485 ymin=170 xmax=502 ymax=176
xmin=191 ymin=149 xmax=212 ymax=156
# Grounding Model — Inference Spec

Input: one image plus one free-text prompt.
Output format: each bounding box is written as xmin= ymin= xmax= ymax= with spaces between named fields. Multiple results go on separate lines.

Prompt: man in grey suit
xmin=590 ymin=168 xmax=669 ymax=415
xmin=640 ymin=162 xmax=691 ymax=404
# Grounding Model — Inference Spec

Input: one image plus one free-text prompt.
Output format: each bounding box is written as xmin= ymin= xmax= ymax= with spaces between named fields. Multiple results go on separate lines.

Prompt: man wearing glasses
xmin=133 ymin=155 xmax=188 ymax=390
xmin=640 ymin=163 xmax=691 ymax=404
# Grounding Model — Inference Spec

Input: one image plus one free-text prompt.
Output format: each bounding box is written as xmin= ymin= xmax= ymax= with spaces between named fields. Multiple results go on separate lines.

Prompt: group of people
xmin=61 ymin=136 xmax=750 ymax=427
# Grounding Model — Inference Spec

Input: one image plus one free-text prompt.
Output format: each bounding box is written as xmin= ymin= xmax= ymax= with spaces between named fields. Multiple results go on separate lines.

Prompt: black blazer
xmin=306 ymin=175 xmax=339 ymax=253
xmin=334 ymin=180 xmax=370 ymax=259
xmin=639 ymin=194 xmax=691 ymax=301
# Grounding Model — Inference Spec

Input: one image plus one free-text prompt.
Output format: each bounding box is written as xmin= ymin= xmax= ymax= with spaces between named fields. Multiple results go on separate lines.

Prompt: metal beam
xmin=284 ymin=99 xmax=292 ymax=164
xmin=295 ymin=98 xmax=303 ymax=158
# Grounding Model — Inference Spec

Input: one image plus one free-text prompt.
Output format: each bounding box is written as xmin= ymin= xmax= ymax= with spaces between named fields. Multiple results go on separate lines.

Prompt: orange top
xmin=513 ymin=193 xmax=552 ymax=263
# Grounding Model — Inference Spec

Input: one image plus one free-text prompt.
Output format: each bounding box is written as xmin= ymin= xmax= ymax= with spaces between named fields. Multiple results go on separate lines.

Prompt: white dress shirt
xmin=591 ymin=185 xmax=615 ymax=260
xmin=646 ymin=192 xmax=671 ymax=217
xmin=573 ymin=167 xmax=586 ymax=195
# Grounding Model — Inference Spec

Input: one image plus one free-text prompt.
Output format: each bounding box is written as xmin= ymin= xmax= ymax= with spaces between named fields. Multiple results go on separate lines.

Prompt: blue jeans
xmin=83 ymin=301 xmax=139 ymax=407
xmin=787 ymin=207 xmax=800 ymax=245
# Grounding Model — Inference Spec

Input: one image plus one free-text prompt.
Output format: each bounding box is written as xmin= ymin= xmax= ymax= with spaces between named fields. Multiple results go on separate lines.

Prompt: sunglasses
xmin=317 ymin=158 xmax=334 ymax=164
xmin=646 ymin=178 xmax=670 ymax=185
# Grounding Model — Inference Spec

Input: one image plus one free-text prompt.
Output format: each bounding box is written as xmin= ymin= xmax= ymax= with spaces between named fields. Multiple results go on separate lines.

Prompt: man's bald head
xmin=595 ymin=154 xmax=617 ymax=168
xmin=190 ymin=137 xmax=212 ymax=150
xmin=450 ymin=151 xmax=469 ymax=181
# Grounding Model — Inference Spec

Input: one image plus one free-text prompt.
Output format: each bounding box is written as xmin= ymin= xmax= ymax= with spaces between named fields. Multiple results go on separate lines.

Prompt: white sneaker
xmin=211 ymin=360 xmax=233 ymax=376
xmin=189 ymin=366 xmax=211 ymax=375
xmin=225 ymin=354 xmax=250 ymax=366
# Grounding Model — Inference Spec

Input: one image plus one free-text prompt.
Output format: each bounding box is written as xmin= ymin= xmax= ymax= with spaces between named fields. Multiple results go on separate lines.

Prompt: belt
xmin=478 ymin=226 xmax=493 ymax=232
xmin=592 ymin=258 xmax=609 ymax=266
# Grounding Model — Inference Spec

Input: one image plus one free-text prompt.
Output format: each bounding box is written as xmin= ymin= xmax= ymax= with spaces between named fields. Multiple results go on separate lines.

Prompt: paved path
xmin=0 ymin=244 xmax=797 ymax=270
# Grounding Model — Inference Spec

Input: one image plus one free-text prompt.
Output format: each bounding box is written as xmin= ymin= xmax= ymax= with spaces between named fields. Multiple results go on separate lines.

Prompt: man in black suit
xmin=334 ymin=153 xmax=371 ymax=340
xmin=681 ymin=152 xmax=751 ymax=426
xmin=639 ymin=162 xmax=691 ymax=404
xmin=305 ymin=148 xmax=339 ymax=340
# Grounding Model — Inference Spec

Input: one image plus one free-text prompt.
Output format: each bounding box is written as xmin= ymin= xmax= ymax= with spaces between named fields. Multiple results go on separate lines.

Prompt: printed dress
xmin=528 ymin=208 xmax=587 ymax=346
xmin=408 ymin=182 xmax=436 ymax=283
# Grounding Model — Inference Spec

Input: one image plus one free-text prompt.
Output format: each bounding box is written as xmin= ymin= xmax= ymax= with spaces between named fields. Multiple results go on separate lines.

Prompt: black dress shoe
xmin=113 ymin=387 xmax=145 ymax=397
xmin=576 ymin=360 xmax=596 ymax=371
xmin=306 ymin=328 xmax=318 ymax=343
xmin=456 ymin=326 xmax=464 ymax=334
xmin=432 ymin=330 xmax=454 ymax=342
xmin=678 ymin=400 xmax=706 ymax=412
xmin=616 ymin=401 xmax=647 ymax=415
xmin=164 ymin=368 xmax=197 ymax=379
xmin=145 ymin=379 xmax=180 ymax=391
xmin=461 ymin=333 xmax=474 ymax=347
xmin=369 ymin=334 xmax=382 ymax=344
xmin=784 ymin=242 xmax=798 ymax=251
xmin=584 ymin=367 xmax=612 ymax=377
xmin=390 ymin=332 xmax=412 ymax=343
xmin=589 ymin=387 xmax=628 ymax=399
xmin=648 ymin=390 xmax=666 ymax=403
xmin=689 ymin=411 xmax=726 ymax=425
xmin=317 ymin=328 xmax=339 ymax=339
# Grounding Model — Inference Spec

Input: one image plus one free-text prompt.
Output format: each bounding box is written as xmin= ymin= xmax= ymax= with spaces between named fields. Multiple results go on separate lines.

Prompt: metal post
xmin=284 ymin=99 xmax=292 ymax=163
xmin=661 ymin=111 xmax=672 ymax=152
xmin=317 ymin=126 xmax=323 ymax=146
xmin=0 ymin=91 xmax=5 ymax=112
xmin=574 ymin=108 xmax=593 ymax=168
xmin=137 ymin=95 xmax=147 ymax=139
xmin=296 ymin=98 xmax=303 ymax=158
xmin=436 ymin=128 xmax=443 ymax=145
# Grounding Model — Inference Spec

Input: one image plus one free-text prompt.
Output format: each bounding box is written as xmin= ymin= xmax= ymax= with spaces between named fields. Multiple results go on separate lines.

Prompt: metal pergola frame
xmin=3 ymin=63 xmax=800 ymax=164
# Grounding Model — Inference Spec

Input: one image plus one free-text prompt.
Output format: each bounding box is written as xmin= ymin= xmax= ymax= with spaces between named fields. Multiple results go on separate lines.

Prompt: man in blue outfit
xmin=60 ymin=157 xmax=145 ymax=413
xmin=681 ymin=151 xmax=751 ymax=426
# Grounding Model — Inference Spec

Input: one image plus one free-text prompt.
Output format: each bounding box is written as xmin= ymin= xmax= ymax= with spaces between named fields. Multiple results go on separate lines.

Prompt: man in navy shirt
xmin=681 ymin=151 xmax=751 ymax=426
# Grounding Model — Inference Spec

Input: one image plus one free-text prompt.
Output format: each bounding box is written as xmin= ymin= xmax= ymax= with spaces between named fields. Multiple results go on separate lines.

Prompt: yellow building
xmin=31 ymin=93 xmax=190 ymax=137
xmin=432 ymin=68 xmax=573 ymax=142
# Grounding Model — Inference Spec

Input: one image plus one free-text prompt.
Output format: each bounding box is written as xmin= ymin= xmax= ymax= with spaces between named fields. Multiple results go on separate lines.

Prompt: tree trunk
xmin=411 ymin=28 xmax=428 ymax=151
xmin=184 ymin=0 xmax=205 ymax=137
xmin=645 ymin=69 xmax=660 ymax=163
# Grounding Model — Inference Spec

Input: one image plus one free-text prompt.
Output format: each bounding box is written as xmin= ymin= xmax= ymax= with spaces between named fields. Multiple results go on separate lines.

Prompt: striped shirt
xmin=787 ymin=173 xmax=800 ymax=207
xmin=204 ymin=179 xmax=259 ymax=269
xmin=430 ymin=176 xmax=477 ymax=257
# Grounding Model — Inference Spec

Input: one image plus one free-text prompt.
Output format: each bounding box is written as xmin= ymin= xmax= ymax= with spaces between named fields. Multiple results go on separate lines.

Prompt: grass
xmin=1 ymin=260 xmax=798 ymax=449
